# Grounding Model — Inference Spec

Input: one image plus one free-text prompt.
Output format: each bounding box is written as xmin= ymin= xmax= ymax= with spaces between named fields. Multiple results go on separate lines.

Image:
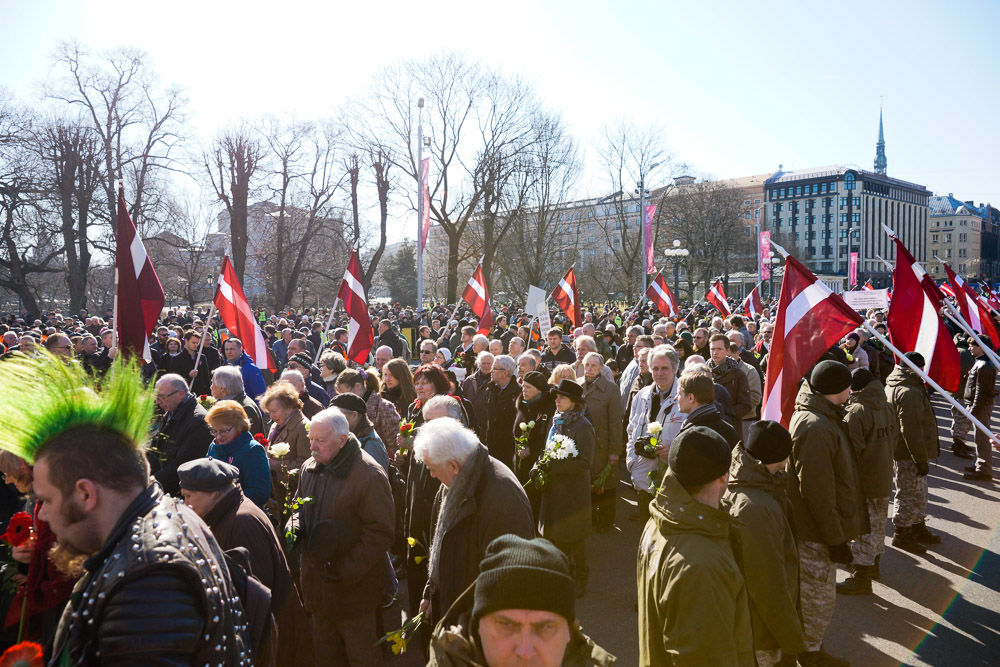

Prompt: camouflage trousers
xmin=850 ymin=497 xmax=889 ymax=566
xmin=892 ymin=460 xmax=926 ymax=528
xmin=798 ymin=540 xmax=835 ymax=652
xmin=951 ymin=404 xmax=972 ymax=441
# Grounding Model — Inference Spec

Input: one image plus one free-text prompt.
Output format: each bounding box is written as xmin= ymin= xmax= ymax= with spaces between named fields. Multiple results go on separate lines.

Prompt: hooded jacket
xmin=787 ymin=384 xmax=866 ymax=545
xmin=637 ymin=470 xmax=754 ymax=666
xmin=884 ymin=365 xmax=939 ymax=464
xmin=723 ymin=447 xmax=806 ymax=656
xmin=844 ymin=379 xmax=896 ymax=499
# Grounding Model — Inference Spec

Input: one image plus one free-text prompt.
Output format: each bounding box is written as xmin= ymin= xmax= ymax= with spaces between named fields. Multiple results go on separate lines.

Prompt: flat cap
xmin=177 ymin=458 xmax=239 ymax=492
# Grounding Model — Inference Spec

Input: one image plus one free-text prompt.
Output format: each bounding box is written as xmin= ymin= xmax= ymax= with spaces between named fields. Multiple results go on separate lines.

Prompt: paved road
xmin=388 ymin=396 xmax=1000 ymax=665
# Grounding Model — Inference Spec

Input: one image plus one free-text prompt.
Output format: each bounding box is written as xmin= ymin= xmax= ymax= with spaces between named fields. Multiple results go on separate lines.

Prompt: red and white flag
xmin=462 ymin=263 xmax=494 ymax=335
xmin=706 ymin=279 xmax=732 ymax=317
xmin=115 ymin=185 xmax=164 ymax=362
xmin=419 ymin=158 xmax=431 ymax=252
xmin=887 ymin=235 xmax=960 ymax=392
xmin=742 ymin=285 xmax=763 ymax=319
xmin=552 ymin=266 xmax=581 ymax=328
xmin=761 ymin=254 xmax=864 ymax=427
xmin=337 ymin=249 xmax=375 ymax=364
xmin=942 ymin=262 xmax=1000 ymax=348
xmin=862 ymin=280 xmax=874 ymax=291
xmin=214 ymin=256 xmax=276 ymax=372
xmin=646 ymin=271 xmax=679 ymax=317
xmin=980 ymin=282 xmax=1000 ymax=312
xmin=939 ymin=282 xmax=955 ymax=298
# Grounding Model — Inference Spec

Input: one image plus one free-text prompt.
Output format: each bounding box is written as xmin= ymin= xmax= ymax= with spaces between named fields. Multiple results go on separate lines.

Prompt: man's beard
xmin=48 ymin=496 xmax=91 ymax=578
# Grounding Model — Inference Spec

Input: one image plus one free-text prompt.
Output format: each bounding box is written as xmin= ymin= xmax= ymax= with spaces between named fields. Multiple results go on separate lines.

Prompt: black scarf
xmin=318 ymin=435 xmax=361 ymax=478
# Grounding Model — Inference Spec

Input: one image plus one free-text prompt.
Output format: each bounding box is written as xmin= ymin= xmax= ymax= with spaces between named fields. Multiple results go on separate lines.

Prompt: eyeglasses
xmin=157 ymin=389 xmax=183 ymax=401
xmin=420 ymin=350 xmax=435 ymax=355
xmin=209 ymin=426 xmax=235 ymax=437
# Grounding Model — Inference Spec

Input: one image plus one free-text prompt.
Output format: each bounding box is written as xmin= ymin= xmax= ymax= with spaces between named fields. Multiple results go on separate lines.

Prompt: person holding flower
xmin=260 ymin=382 xmax=311 ymax=472
xmin=537 ymin=379 xmax=595 ymax=598
xmin=580 ymin=352 xmax=623 ymax=534
xmin=205 ymin=400 xmax=270 ymax=508
xmin=0 ymin=452 xmax=76 ymax=656
xmin=513 ymin=371 xmax=556 ymax=522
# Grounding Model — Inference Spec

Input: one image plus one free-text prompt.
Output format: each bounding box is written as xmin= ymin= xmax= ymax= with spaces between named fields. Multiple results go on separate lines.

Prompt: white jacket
xmin=626 ymin=380 xmax=686 ymax=491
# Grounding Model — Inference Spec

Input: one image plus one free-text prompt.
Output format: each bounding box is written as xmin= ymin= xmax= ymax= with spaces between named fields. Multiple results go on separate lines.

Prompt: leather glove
xmin=635 ymin=436 xmax=657 ymax=459
xmin=915 ymin=461 xmax=929 ymax=476
xmin=828 ymin=542 xmax=854 ymax=565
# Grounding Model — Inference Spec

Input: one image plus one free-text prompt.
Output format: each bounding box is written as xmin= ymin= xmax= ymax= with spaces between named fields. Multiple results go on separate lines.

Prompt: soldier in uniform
xmin=838 ymin=369 xmax=896 ymax=595
xmin=885 ymin=352 xmax=940 ymax=553
xmin=963 ymin=338 xmax=997 ymax=481
xmin=951 ymin=334 xmax=976 ymax=459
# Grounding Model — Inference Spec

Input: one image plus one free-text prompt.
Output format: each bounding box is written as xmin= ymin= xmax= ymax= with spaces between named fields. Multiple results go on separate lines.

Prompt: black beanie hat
xmin=329 ymin=392 xmax=367 ymax=415
xmin=904 ymin=351 xmax=926 ymax=368
xmin=522 ymin=371 xmax=549 ymax=395
xmin=850 ymin=368 xmax=875 ymax=392
xmin=809 ymin=360 xmax=852 ymax=395
xmin=471 ymin=535 xmax=575 ymax=632
xmin=290 ymin=353 xmax=313 ymax=370
xmin=668 ymin=426 xmax=732 ymax=487
xmin=745 ymin=420 xmax=792 ymax=465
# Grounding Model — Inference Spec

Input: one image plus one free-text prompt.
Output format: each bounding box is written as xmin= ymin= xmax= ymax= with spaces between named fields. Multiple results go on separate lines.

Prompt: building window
xmin=755 ymin=199 xmax=761 ymax=204
xmin=946 ymin=249 xmax=952 ymax=258
xmin=755 ymin=209 xmax=761 ymax=220
xmin=932 ymin=234 xmax=938 ymax=243
xmin=839 ymin=213 xmax=847 ymax=223
xmin=745 ymin=211 xmax=751 ymax=220
xmin=853 ymin=197 xmax=861 ymax=207
xmin=845 ymin=173 xmax=856 ymax=190
xmin=840 ymin=197 xmax=847 ymax=207
xmin=829 ymin=182 xmax=837 ymax=192
xmin=744 ymin=199 xmax=751 ymax=205
xmin=852 ymin=213 xmax=860 ymax=223
xmin=812 ymin=184 xmax=819 ymax=194
xmin=780 ymin=188 xmax=786 ymax=197
xmin=821 ymin=183 xmax=828 ymax=193
xmin=796 ymin=186 xmax=802 ymax=196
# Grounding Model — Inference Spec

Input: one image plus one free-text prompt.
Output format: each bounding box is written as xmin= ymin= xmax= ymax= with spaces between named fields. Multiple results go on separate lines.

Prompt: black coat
xmin=167 ymin=346 xmax=222 ymax=396
xmin=513 ymin=392 xmax=557 ymax=482
xmin=151 ymin=396 xmax=213 ymax=496
xmin=678 ymin=403 xmax=741 ymax=449
xmin=538 ymin=412 xmax=594 ymax=543
xmin=484 ymin=379 xmax=521 ymax=470
xmin=424 ymin=446 xmax=533 ymax=617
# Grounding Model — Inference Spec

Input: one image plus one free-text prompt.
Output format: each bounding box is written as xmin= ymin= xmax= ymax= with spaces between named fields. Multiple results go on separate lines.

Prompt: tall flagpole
xmin=416 ymin=97 xmax=425 ymax=311
xmin=315 ymin=297 xmax=342 ymax=365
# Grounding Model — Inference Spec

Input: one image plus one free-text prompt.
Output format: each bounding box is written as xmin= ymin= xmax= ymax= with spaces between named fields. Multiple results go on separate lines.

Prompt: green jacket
xmin=884 ymin=365 xmax=939 ymax=464
xmin=787 ymin=384 xmax=866 ymax=545
xmin=637 ymin=470 xmax=754 ymax=667
xmin=723 ymin=446 xmax=806 ymax=656
xmin=844 ymin=379 xmax=897 ymax=499
xmin=428 ymin=584 xmax=615 ymax=667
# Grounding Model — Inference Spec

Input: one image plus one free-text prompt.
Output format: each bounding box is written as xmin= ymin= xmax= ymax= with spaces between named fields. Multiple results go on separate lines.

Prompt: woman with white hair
xmin=413 ymin=417 xmax=533 ymax=626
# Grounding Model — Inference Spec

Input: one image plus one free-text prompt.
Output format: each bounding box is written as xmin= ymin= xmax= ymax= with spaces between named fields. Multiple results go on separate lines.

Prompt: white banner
xmin=525 ymin=285 xmax=546 ymax=318
xmin=536 ymin=300 xmax=552 ymax=339
xmin=843 ymin=289 xmax=889 ymax=311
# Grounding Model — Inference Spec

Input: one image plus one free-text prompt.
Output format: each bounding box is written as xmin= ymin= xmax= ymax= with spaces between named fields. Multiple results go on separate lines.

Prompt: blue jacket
xmin=228 ymin=351 xmax=266 ymax=401
xmin=207 ymin=431 xmax=271 ymax=508
xmin=358 ymin=428 xmax=391 ymax=475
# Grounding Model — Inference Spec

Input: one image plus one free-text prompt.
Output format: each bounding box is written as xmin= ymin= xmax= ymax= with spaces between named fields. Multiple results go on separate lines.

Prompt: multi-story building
xmin=762 ymin=115 xmax=930 ymax=284
xmin=927 ymin=196 xmax=1000 ymax=281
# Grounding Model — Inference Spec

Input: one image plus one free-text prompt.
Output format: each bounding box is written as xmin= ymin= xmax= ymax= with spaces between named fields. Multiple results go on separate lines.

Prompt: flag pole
xmin=112 ymin=180 xmax=123 ymax=355
xmin=941 ymin=301 xmax=1000 ymax=370
xmin=862 ymin=322 xmax=1000 ymax=449
xmin=315 ymin=297 xmax=342 ymax=366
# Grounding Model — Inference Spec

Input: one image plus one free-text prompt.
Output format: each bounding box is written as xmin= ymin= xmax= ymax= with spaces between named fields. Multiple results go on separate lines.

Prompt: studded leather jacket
xmin=51 ymin=485 xmax=251 ymax=666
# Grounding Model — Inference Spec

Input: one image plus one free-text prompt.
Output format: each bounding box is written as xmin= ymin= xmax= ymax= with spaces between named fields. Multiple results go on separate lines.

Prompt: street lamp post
xmin=769 ymin=257 xmax=781 ymax=299
xmin=636 ymin=162 xmax=661 ymax=298
xmin=663 ymin=239 xmax=690 ymax=298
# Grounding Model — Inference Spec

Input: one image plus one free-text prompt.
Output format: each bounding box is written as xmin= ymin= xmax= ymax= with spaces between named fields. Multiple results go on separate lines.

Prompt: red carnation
xmin=1 ymin=512 xmax=32 ymax=547
xmin=253 ymin=433 xmax=269 ymax=446
xmin=0 ymin=642 xmax=44 ymax=667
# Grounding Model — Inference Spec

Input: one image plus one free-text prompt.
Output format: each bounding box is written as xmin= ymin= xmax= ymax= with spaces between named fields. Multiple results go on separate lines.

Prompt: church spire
xmin=874 ymin=106 xmax=887 ymax=175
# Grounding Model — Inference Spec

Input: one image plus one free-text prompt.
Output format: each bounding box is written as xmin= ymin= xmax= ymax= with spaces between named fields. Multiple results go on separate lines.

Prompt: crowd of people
xmin=0 ymin=292 xmax=992 ymax=666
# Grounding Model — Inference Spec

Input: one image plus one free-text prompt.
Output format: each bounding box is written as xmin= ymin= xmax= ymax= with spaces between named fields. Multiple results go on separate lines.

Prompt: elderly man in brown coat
xmin=580 ymin=352 xmax=622 ymax=533
xmin=414 ymin=417 xmax=533 ymax=625
xmin=290 ymin=406 xmax=395 ymax=664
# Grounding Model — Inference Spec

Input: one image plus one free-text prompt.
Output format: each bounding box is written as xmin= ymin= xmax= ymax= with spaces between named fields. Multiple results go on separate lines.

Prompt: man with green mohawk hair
xmin=0 ymin=354 xmax=252 ymax=666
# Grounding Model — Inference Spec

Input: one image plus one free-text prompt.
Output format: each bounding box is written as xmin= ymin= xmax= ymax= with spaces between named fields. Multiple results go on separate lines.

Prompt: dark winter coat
xmin=965 ymin=355 xmax=997 ymax=413
xmin=723 ymin=446 xmax=806 ymax=656
xmin=484 ymin=379 xmax=521 ymax=470
xmin=581 ymin=374 xmax=622 ymax=492
xmin=512 ymin=392 xmax=556 ymax=482
xmin=293 ymin=437 xmax=394 ymax=617
xmin=423 ymin=445 xmax=533 ymax=618
xmin=709 ymin=357 xmax=751 ymax=425
xmin=844 ymin=379 xmax=896 ymax=499
xmin=462 ymin=370 xmax=492 ymax=436
xmin=637 ymin=470 xmax=754 ymax=666
xmin=787 ymin=384 xmax=866 ymax=546
xmin=538 ymin=411 xmax=594 ymax=543
xmin=678 ymin=402 xmax=741 ymax=449
xmin=151 ymin=395 xmax=213 ymax=496
xmin=885 ymin=365 xmax=939 ymax=464
xmin=167 ymin=346 xmax=221 ymax=396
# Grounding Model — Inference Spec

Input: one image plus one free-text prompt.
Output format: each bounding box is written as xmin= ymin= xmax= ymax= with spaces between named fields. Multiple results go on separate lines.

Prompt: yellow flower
xmin=407 ymin=537 xmax=416 ymax=548
xmin=391 ymin=633 xmax=408 ymax=655
xmin=414 ymin=556 xmax=425 ymax=564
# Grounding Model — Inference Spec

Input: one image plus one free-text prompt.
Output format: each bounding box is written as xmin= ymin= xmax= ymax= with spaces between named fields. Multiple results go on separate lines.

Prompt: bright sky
xmin=3 ymin=0 xmax=999 ymax=244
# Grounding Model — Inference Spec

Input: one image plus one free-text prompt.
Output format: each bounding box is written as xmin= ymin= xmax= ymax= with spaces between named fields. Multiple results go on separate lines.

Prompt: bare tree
xmin=145 ymin=194 xmax=220 ymax=309
xmin=204 ymin=122 xmax=264 ymax=285
xmin=45 ymin=42 xmax=187 ymax=234
xmin=593 ymin=120 xmax=680 ymax=298
xmin=659 ymin=178 xmax=754 ymax=299
xmin=350 ymin=52 xmax=549 ymax=302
